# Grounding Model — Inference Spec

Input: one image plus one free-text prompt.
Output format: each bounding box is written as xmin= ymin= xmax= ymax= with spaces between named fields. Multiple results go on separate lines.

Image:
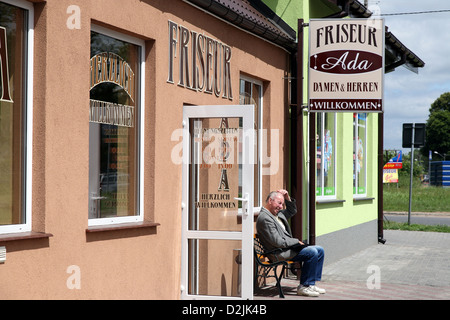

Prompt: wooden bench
xmin=254 ymin=234 xmax=301 ymax=298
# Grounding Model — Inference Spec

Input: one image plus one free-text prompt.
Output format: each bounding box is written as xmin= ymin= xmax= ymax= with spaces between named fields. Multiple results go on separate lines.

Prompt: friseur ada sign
xmin=308 ymin=19 xmax=384 ymax=112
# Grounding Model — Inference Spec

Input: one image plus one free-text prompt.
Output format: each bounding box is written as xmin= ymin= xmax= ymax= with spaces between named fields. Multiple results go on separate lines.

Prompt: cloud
xmin=375 ymin=0 xmax=450 ymax=150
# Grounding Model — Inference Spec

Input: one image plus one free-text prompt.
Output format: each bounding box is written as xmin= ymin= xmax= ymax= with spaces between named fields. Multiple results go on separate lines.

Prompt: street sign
xmin=402 ymin=123 xmax=426 ymax=225
xmin=402 ymin=123 xmax=426 ymax=148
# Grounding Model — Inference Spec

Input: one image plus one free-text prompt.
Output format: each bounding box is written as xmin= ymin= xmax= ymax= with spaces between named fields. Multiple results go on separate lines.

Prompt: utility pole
xmin=403 ymin=123 xmax=426 ymax=225
xmin=408 ymin=124 xmax=415 ymax=225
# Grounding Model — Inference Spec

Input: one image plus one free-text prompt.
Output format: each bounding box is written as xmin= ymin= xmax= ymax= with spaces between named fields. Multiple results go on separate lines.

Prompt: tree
xmin=399 ymin=151 xmax=425 ymax=178
xmin=421 ymin=92 xmax=450 ymax=159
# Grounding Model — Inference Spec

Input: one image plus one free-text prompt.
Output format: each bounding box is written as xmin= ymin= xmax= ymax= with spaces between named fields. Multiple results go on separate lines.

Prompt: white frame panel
xmin=353 ymin=113 xmax=368 ymax=198
xmin=0 ymin=0 xmax=34 ymax=234
xmin=181 ymin=105 xmax=254 ymax=300
xmin=316 ymin=112 xmax=337 ymax=200
xmin=239 ymin=75 xmax=263 ymax=210
xmin=88 ymin=25 xmax=145 ymax=227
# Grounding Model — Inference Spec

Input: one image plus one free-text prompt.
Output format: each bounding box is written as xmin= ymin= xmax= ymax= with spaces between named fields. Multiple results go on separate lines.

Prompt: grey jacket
xmin=256 ymin=199 xmax=299 ymax=261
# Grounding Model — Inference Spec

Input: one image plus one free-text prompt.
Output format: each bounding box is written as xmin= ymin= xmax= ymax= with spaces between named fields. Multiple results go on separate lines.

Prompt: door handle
xmin=234 ymin=193 xmax=249 ymax=216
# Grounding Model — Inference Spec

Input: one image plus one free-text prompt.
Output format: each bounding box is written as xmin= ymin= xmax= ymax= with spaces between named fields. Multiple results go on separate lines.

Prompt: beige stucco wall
xmin=0 ymin=0 xmax=290 ymax=299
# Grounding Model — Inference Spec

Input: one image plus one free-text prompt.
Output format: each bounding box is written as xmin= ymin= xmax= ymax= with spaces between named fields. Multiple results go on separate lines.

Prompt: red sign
xmin=383 ymin=162 xmax=402 ymax=169
xmin=310 ymin=99 xmax=382 ymax=112
xmin=310 ymin=50 xmax=382 ymax=74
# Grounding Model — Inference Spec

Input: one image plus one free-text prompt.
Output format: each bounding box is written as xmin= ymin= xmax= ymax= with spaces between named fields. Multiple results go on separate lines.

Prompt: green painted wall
xmin=316 ymin=113 xmax=378 ymax=236
xmin=263 ymin=0 xmax=305 ymax=35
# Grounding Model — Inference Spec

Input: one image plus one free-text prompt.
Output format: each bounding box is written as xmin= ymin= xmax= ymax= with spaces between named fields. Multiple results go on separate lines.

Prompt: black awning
xmin=183 ymin=0 xmax=297 ymax=51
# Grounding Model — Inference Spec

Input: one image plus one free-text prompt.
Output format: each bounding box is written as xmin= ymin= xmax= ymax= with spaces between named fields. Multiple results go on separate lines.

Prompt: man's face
xmin=267 ymin=194 xmax=284 ymax=215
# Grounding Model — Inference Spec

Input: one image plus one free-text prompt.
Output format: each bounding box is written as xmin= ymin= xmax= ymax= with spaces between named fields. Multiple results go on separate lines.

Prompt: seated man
xmin=256 ymin=189 xmax=326 ymax=297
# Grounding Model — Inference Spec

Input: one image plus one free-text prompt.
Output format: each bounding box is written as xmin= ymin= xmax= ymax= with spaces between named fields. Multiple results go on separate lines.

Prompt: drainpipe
xmin=291 ymin=19 xmax=315 ymax=245
xmin=309 ymin=112 xmax=316 ymax=245
xmin=378 ymin=113 xmax=386 ymax=244
xmin=291 ymin=19 xmax=304 ymax=242
xmin=297 ymin=17 xmax=316 ymax=246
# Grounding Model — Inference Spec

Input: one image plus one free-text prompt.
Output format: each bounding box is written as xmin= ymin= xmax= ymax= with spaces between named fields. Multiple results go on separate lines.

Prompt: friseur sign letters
xmin=167 ymin=20 xmax=233 ymax=100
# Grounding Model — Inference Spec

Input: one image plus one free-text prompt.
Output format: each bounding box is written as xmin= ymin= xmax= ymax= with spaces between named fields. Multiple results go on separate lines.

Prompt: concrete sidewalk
xmin=255 ymin=230 xmax=450 ymax=300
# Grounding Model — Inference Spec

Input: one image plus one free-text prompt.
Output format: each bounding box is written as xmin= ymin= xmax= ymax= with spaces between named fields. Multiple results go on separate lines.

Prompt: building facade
xmin=0 ymin=0 xmax=423 ymax=299
xmin=0 ymin=0 xmax=295 ymax=299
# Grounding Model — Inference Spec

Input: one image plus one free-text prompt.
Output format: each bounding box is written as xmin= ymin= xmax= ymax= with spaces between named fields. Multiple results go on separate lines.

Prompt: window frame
xmin=0 ymin=0 xmax=34 ymax=234
xmin=239 ymin=75 xmax=263 ymax=210
xmin=353 ymin=113 xmax=368 ymax=198
xmin=316 ymin=112 xmax=337 ymax=200
xmin=88 ymin=24 xmax=145 ymax=227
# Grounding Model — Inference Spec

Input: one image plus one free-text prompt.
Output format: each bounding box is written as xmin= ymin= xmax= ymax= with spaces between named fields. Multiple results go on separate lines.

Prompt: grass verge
xmin=383 ymin=182 xmax=450 ymax=212
xmin=383 ymin=220 xmax=450 ymax=233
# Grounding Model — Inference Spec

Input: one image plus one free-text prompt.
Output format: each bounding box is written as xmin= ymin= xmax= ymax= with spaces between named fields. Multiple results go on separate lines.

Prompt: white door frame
xmin=180 ymin=105 xmax=254 ymax=300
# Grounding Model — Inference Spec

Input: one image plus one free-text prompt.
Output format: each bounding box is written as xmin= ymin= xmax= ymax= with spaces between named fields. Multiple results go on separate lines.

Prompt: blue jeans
xmin=292 ymin=245 xmax=325 ymax=286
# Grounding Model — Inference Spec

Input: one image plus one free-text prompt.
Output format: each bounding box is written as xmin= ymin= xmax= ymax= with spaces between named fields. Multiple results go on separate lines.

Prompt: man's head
xmin=264 ymin=191 xmax=285 ymax=216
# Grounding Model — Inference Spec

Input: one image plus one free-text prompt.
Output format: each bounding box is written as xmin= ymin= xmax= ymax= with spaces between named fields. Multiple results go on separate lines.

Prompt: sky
xmin=370 ymin=0 xmax=450 ymax=153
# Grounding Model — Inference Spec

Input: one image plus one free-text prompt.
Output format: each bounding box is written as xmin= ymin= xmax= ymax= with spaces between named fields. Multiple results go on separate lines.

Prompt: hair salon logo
xmin=310 ymin=50 xmax=382 ymax=74
xmin=0 ymin=26 xmax=13 ymax=103
xmin=308 ymin=19 xmax=384 ymax=113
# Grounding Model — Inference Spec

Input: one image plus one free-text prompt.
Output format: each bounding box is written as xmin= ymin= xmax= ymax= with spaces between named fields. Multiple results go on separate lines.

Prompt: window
xmin=0 ymin=0 xmax=33 ymax=234
xmin=239 ymin=76 xmax=262 ymax=208
xmin=88 ymin=26 xmax=144 ymax=226
xmin=316 ymin=113 xmax=336 ymax=198
xmin=353 ymin=113 xmax=367 ymax=197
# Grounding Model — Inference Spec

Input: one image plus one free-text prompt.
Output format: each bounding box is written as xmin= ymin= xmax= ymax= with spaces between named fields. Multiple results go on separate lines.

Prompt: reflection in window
xmin=188 ymin=117 xmax=242 ymax=232
xmin=316 ymin=113 xmax=336 ymax=198
xmin=88 ymin=30 xmax=141 ymax=221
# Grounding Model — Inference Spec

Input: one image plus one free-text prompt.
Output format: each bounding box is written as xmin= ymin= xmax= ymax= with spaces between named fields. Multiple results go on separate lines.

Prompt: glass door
xmin=181 ymin=105 xmax=254 ymax=299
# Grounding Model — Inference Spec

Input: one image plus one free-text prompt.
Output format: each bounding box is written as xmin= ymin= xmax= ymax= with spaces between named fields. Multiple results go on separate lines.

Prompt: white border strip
xmin=0 ymin=0 xmax=34 ymax=234
xmin=88 ymin=25 xmax=145 ymax=227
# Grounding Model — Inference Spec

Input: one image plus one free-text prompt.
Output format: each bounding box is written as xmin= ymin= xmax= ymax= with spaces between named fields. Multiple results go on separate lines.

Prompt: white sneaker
xmin=297 ymin=285 xmax=320 ymax=297
xmin=311 ymin=285 xmax=326 ymax=294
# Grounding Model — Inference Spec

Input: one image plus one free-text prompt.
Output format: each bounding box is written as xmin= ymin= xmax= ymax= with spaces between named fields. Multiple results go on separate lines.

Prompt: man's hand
xmin=277 ymin=189 xmax=291 ymax=201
